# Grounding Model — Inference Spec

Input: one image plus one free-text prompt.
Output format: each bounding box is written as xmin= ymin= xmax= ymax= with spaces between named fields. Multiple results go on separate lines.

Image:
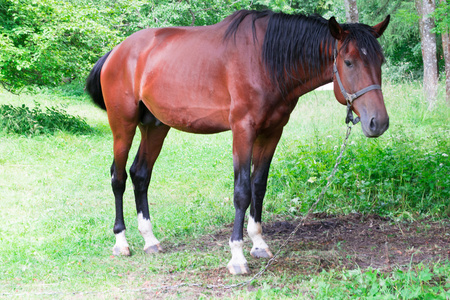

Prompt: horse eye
xmin=344 ymin=60 xmax=353 ymax=68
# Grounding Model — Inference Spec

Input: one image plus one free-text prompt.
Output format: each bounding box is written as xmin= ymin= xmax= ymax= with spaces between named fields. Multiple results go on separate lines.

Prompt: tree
xmin=442 ymin=24 xmax=450 ymax=106
xmin=434 ymin=0 xmax=450 ymax=106
xmin=344 ymin=0 xmax=359 ymax=23
xmin=1 ymin=0 xmax=336 ymax=92
xmin=416 ymin=0 xmax=438 ymax=109
xmin=0 ymin=0 xmax=121 ymax=91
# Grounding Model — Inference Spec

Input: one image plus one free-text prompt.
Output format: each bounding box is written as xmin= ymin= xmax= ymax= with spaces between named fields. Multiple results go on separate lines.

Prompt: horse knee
xmin=252 ymin=181 xmax=267 ymax=200
xmin=111 ymin=163 xmax=127 ymax=196
xmin=233 ymin=175 xmax=251 ymax=206
xmin=130 ymin=163 xmax=150 ymax=192
xmin=234 ymin=188 xmax=251 ymax=210
xmin=111 ymin=176 xmax=126 ymax=193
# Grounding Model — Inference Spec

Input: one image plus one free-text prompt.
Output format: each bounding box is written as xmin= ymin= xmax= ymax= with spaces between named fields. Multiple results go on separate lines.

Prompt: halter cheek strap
xmin=333 ymin=40 xmax=382 ymax=125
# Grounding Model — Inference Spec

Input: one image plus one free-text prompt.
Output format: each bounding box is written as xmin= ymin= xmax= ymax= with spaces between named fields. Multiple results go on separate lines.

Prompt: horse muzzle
xmin=360 ymin=113 xmax=389 ymax=138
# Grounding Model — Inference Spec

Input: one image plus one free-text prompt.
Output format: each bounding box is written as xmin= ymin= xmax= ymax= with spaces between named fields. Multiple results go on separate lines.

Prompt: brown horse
xmin=86 ymin=10 xmax=390 ymax=275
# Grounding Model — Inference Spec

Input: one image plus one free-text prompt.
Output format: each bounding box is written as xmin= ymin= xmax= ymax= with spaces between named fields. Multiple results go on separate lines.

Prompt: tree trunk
xmin=442 ymin=31 xmax=450 ymax=105
xmin=344 ymin=0 xmax=359 ymax=23
xmin=416 ymin=0 xmax=438 ymax=110
xmin=441 ymin=0 xmax=450 ymax=106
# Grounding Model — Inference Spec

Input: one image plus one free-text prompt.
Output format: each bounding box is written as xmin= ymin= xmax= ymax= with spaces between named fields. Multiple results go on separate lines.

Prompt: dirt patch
xmin=206 ymin=213 xmax=450 ymax=273
xmin=266 ymin=214 xmax=449 ymax=270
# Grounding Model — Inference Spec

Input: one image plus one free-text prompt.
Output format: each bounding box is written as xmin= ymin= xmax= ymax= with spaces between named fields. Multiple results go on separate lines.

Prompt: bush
xmin=0 ymin=103 xmax=93 ymax=136
xmin=266 ymin=128 xmax=450 ymax=217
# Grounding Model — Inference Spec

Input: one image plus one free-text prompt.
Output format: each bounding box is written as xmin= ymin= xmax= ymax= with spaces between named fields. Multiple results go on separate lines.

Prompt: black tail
xmin=86 ymin=51 xmax=111 ymax=110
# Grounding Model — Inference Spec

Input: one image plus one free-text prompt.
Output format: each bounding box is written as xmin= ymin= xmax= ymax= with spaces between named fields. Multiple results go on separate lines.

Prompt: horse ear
xmin=372 ymin=15 xmax=390 ymax=38
xmin=328 ymin=17 xmax=343 ymax=40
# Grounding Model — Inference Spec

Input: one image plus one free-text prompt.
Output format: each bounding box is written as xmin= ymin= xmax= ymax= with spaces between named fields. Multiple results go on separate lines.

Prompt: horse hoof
xmin=113 ymin=246 xmax=131 ymax=256
xmin=227 ymin=263 xmax=250 ymax=275
xmin=250 ymin=247 xmax=273 ymax=259
xmin=144 ymin=244 xmax=163 ymax=254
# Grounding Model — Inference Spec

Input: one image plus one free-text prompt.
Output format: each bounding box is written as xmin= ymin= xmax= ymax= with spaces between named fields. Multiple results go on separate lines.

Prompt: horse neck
xmin=284 ymin=46 xmax=335 ymax=100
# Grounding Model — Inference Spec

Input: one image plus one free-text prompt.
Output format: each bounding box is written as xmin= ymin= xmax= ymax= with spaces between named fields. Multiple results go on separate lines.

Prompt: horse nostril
xmin=369 ymin=117 xmax=377 ymax=132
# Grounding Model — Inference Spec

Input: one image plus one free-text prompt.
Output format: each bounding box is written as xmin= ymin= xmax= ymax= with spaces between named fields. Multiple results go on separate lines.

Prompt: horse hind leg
xmin=111 ymin=129 xmax=136 ymax=257
xmin=106 ymin=93 xmax=139 ymax=256
xmin=130 ymin=104 xmax=170 ymax=254
xmin=111 ymin=160 xmax=131 ymax=256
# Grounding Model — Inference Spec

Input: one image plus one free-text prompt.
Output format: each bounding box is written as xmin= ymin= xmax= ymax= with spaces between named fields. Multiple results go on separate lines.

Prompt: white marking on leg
xmin=227 ymin=239 xmax=248 ymax=274
xmin=113 ymin=230 xmax=130 ymax=256
xmin=247 ymin=217 xmax=272 ymax=258
xmin=228 ymin=239 xmax=246 ymax=264
xmin=247 ymin=217 xmax=269 ymax=249
xmin=137 ymin=212 xmax=160 ymax=250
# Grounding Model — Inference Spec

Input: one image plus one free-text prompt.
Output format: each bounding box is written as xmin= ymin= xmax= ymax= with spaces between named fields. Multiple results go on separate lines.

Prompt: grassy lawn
xmin=0 ymin=82 xmax=449 ymax=298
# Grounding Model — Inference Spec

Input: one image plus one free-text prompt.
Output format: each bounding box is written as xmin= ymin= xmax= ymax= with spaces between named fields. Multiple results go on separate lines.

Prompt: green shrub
xmin=266 ymin=128 xmax=450 ymax=217
xmin=0 ymin=102 xmax=93 ymax=136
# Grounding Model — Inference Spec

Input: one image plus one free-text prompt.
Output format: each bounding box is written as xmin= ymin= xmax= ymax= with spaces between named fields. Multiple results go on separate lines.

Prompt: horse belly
xmin=142 ymin=79 xmax=231 ymax=134
xmin=170 ymin=108 xmax=231 ymax=134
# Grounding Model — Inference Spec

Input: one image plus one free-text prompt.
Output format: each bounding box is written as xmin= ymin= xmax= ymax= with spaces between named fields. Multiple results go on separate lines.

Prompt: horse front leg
xmin=247 ymin=129 xmax=283 ymax=259
xmin=227 ymin=124 xmax=255 ymax=275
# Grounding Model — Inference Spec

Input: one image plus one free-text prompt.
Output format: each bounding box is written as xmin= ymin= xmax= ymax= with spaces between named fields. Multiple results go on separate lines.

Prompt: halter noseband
xmin=333 ymin=40 xmax=381 ymax=125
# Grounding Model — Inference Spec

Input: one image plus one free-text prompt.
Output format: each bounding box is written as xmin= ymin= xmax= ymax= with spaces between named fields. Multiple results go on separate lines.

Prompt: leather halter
xmin=333 ymin=40 xmax=382 ymax=125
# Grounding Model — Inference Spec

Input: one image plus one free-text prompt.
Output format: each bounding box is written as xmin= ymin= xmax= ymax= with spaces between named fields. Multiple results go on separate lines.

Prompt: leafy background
xmin=0 ymin=0 xmax=439 ymax=92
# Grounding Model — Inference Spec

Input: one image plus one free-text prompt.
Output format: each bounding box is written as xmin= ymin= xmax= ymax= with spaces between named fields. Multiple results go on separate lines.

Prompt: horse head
xmin=329 ymin=16 xmax=390 ymax=137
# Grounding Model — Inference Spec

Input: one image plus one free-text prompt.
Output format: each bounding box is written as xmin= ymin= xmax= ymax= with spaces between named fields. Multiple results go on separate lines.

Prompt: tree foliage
xmin=0 ymin=0 xmax=441 ymax=91
xmin=355 ymin=0 xmax=422 ymax=81
xmin=0 ymin=0 xmax=255 ymax=91
xmin=0 ymin=0 xmax=121 ymax=90
xmin=433 ymin=0 xmax=450 ymax=34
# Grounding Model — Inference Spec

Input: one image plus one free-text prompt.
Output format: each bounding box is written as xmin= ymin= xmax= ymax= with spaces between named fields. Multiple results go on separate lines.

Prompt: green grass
xmin=307 ymin=263 xmax=450 ymax=299
xmin=0 ymin=82 xmax=449 ymax=298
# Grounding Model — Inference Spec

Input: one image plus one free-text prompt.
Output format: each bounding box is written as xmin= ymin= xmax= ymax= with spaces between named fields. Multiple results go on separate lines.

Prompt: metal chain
xmin=1 ymin=124 xmax=354 ymax=297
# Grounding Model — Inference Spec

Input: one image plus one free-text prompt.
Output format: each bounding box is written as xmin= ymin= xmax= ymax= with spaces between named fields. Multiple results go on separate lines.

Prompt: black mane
xmin=224 ymin=10 xmax=273 ymax=43
xmin=262 ymin=12 xmax=334 ymax=91
xmin=224 ymin=10 xmax=385 ymax=94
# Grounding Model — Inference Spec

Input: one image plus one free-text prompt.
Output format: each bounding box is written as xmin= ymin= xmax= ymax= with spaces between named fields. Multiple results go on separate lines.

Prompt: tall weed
xmin=0 ymin=102 xmax=93 ymax=136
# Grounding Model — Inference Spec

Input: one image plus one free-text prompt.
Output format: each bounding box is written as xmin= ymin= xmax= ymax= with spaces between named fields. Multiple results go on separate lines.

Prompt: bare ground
xmin=263 ymin=213 xmax=450 ymax=271
xmin=134 ymin=214 xmax=450 ymax=299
